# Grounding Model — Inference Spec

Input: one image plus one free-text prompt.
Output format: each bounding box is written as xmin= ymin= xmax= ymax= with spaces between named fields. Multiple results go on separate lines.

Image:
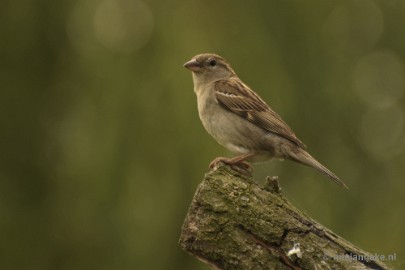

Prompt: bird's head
xmin=184 ymin=53 xmax=236 ymax=85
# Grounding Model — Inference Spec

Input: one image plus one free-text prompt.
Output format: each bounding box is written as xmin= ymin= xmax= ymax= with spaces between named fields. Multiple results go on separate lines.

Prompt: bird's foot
xmin=209 ymin=157 xmax=253 ymax=176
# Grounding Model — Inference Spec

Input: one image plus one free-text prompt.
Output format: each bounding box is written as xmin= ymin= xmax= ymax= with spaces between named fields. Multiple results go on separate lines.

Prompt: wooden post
xmin=179 ymin=165 xmax=390 ymax=270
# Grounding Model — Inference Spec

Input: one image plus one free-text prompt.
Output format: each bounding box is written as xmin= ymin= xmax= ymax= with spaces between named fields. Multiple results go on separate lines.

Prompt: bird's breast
xmin=196 ymin=89 xmax=264 ymax=156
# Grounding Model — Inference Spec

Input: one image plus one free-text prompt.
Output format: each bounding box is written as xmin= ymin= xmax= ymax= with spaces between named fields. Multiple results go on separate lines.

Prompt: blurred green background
xmin=1 ymin=0 xmax=404 ymax=269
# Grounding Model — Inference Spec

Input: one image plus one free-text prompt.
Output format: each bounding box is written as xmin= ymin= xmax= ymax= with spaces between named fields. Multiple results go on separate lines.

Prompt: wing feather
xmin=214 ymin=78 xmax=306 ymax=148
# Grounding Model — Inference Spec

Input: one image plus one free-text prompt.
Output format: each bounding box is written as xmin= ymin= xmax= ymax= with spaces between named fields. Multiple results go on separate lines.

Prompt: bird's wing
xmin=214 ymin=78 xmax=306 ymax=148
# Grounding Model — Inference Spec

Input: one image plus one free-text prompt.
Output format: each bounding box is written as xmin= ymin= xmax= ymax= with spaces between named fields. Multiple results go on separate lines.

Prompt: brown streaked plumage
xmin=214 ymin=78 xmax=306 ymax=148
xmin=184 ymin=53 xmax=348 ymax=189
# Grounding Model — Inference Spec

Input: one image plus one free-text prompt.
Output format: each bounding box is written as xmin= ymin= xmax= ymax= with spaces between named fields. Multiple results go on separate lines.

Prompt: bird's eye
xmin=209 ymin=59 xmax=217 ymax=66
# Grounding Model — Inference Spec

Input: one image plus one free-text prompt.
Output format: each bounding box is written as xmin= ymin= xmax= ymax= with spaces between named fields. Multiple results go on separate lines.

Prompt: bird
xmin=183 ymin=53 xmax=348 ymax=189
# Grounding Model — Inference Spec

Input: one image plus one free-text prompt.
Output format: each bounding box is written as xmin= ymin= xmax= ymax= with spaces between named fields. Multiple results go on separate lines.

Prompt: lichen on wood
xmin=179 ymin=165 xmax=389 ymax=270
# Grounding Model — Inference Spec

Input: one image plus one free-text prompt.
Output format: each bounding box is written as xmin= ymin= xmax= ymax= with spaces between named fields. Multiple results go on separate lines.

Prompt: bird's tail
xmin=289 ymin=149 xmax=348 ymax=189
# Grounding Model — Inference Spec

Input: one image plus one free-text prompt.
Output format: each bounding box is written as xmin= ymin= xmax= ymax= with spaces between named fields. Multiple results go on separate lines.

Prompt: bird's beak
xmin=183 ymin=59 xmax=202 ymax=72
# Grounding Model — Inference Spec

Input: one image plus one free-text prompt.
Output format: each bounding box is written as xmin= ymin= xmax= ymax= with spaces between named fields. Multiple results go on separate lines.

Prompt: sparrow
xmin=183 ymin=53 xmax=348 ymax=189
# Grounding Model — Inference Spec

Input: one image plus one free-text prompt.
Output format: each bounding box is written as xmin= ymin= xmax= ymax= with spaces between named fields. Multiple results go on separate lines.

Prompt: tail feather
xmin=289 ymin=150 xmax=348 ymax=189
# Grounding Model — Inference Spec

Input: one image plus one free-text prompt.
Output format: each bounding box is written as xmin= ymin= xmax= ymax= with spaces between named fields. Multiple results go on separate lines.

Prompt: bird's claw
xmin=209 ymin=157 xmax=253 ymax=177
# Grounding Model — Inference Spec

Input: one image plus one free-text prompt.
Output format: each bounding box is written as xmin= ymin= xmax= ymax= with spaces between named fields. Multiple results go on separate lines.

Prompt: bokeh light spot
xmin=67 ymin=0 xmax=154 ymax=54
xmin=94 ymin=0 xmax=154 ymax=53
xmin=359 ymin=105 xmax=404 ymax=160
xmin=324 ymin=0 xmax=384 ymax=52
xmin=354 ymin=50 xmax=404 ymax=108
xmin=67 ymin=0 xmax=98 ymax=55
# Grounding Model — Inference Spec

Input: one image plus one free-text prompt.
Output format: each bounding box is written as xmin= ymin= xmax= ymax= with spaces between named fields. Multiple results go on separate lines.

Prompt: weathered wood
xmin=179 ymin=165 xmax=389 ymax=270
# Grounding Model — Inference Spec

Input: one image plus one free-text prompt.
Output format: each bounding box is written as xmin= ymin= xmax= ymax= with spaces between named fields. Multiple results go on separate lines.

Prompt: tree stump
xmin=179 ymin=165 xmax=390 ymax=270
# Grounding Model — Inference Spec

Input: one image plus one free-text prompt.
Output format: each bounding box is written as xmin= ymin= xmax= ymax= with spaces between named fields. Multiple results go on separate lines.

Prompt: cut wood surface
xmin=179 ymin=165 xmax=390 ymax=270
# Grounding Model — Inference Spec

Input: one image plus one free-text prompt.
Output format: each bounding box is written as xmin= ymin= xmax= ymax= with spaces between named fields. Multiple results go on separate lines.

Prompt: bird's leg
xmin=209 ymin=153 xmax=253 ymax=169
xmin=209 ymin=157 xmax=230 ymax=169
xmin=228 ymin=153 xmax=255 ymax=164
xmin=209 ymin=153 xmax=255 ymax=176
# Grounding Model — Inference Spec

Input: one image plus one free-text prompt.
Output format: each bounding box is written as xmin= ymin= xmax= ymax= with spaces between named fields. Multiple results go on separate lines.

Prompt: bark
xmin=179 ymin=165 xmax=390 ymax=270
